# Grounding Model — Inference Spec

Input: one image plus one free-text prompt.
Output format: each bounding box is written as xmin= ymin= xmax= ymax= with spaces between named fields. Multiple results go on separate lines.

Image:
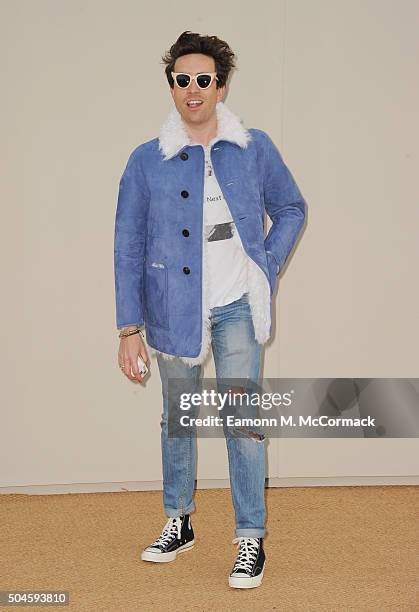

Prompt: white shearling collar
xmin=158 ymin=101 xmax=252 ymax=160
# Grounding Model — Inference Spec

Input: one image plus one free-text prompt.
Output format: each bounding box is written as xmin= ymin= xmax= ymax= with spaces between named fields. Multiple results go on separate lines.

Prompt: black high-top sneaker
xmin=228 ymin=537 xmax=265 ymax=588
xmin=141 ymin=515 xmax=194 ymax=563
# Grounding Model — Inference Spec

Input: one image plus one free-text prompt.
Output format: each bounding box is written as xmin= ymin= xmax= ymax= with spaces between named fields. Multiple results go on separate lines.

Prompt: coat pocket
xmin=144 ymin=261 xmax=169 ymax=329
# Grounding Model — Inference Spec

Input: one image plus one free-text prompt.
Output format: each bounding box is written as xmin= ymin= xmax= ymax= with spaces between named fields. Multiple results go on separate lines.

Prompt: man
xmin=114 ymin=31 xmax=306 ymax=589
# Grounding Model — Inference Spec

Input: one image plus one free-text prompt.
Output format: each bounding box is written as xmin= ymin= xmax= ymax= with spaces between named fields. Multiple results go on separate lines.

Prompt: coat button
xmin=180 ymin=152 xmax=188 ymax=161
xmin=181 ymin=190 xmax=189 ymax=198
xmin=182 ymin=229 xmax=190 ymax=237
xmin=183 ymin=266 xmax=190 ymax=274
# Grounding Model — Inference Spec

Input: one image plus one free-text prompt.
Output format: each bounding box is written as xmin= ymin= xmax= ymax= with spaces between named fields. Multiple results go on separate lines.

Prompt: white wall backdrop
xmin=1 ymin=0 xmax=418 ymax=492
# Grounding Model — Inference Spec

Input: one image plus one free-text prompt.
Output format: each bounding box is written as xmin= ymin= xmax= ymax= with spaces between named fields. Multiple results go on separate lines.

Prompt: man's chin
xmin=180 ymin=106 xmax=217 ymax=125
xmin=180 ymin=110 xmax=206 ymax=124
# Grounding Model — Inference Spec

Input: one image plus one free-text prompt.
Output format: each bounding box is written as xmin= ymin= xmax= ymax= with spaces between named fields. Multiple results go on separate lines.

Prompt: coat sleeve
xmin=114 ymin=149 xmax=149 ymax=330
xmin=262 ymin=132 xmax=307 ymax=276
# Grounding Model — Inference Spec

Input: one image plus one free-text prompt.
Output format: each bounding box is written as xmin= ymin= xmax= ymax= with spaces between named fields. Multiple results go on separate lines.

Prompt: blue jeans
xmin=156 ymin=292 xmax=266 ymax=538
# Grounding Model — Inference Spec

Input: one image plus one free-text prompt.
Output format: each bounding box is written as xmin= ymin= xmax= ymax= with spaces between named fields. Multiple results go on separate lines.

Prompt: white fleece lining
xmin=246 ymin=257 xmax=271 ymax=344
xmin=145 ymin=102 xmax=271 ymax=366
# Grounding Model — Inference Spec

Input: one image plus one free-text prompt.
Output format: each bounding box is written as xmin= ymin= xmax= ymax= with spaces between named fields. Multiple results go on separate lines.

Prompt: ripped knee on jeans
xmin=235 ymin=427 xmax=265 ymax=441
xmin=225 ymin=386 xmax=265 ymax=442
xmin=228 ymin=385 xmax=247 ymax=396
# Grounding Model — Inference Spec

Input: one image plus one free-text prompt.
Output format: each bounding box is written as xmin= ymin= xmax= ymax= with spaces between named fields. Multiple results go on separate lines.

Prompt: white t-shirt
xmin=203 ymin=144 xmax=248 ymax=308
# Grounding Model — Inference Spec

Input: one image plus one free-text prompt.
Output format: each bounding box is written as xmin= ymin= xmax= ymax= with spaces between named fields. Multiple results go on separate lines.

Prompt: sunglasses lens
xmin=196 ymin=74 xmax=212 ymax=89
xmin=176 ymin=74 xmax=191 ymax=88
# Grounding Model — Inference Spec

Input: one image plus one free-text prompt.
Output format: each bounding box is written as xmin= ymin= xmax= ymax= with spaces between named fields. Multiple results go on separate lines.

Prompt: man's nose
xmin=189 ymin=78 xmax=200 ymax=93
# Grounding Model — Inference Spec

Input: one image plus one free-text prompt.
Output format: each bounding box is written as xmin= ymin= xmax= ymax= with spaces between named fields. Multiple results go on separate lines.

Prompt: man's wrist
xmin=118 ymin=326 xmax=145 ymax=340
xmin=117 ymin=324 xmax=144 ymax=331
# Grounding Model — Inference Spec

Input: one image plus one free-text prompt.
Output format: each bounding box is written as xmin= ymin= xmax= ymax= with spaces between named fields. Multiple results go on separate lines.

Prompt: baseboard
xmin=1 ymin=475 xmax=418 ymax=495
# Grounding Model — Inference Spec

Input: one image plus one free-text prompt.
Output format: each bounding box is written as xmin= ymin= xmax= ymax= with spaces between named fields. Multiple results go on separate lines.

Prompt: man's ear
xmin=217 ymin=85 xmax=226 ymax=102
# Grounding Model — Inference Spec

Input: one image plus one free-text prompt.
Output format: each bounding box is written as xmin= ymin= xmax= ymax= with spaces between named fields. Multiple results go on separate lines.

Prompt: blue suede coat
xmin=114 ymin=102 xmax=307 ymax=362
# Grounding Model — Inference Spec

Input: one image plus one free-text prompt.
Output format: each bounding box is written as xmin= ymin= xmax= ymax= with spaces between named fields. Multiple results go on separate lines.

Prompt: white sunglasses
xmin=171 ymin=72 xmax=219 ymax=89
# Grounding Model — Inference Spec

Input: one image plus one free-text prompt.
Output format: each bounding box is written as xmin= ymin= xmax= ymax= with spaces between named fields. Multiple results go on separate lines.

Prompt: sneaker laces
xmin=231 ymin=537 xmax=259 ymax=573
xmin=150 ymin=516 xmax=182 ymax=548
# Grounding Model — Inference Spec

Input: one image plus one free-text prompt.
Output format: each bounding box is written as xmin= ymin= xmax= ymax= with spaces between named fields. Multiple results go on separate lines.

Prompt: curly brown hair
xmin=161 ymin=30 xmax=236 ymax=89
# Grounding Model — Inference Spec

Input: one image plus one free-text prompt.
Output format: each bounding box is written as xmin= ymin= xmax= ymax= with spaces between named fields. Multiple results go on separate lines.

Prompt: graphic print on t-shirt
xmin=207 ymin=221 xmax=234 ymax=242
xmin=203 ymin=145 xmax=248 ymax=308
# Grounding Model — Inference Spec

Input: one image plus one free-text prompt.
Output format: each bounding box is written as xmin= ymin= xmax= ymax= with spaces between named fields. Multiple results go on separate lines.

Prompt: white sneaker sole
xmin=228 ymin=565 xmax=265 ymax=589
xmin=141 ymin=540 xmax=195 ymax=563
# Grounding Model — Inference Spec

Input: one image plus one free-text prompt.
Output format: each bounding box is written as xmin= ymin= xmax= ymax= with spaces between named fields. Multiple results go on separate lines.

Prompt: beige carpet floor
xmin=0 ymin=486 xmax=417 ymax=611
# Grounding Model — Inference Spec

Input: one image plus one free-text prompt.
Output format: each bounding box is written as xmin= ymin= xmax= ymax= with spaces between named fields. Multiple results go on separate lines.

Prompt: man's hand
xmin=118 ymin=327 xmax=149 ymax=384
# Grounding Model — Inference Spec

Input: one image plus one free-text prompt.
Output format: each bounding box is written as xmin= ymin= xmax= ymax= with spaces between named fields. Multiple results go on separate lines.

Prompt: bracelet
xmin=119 ymin=327 xmax=144 ymax=339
